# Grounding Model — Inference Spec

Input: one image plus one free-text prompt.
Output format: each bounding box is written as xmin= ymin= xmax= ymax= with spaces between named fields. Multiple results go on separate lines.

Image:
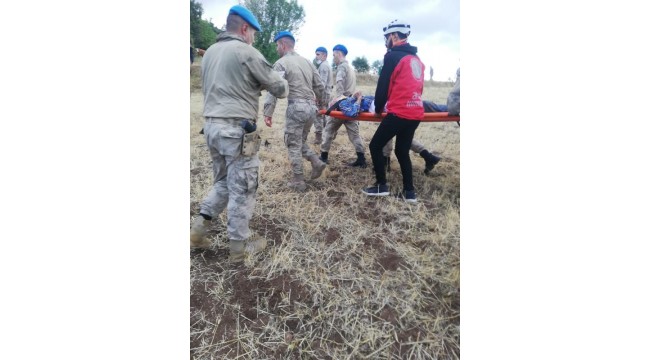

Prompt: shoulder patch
xmin=410 ymin=57 xmax=423 ymax=80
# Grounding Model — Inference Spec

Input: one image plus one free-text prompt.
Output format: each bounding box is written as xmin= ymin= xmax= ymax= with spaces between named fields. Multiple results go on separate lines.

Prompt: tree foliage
xmin=196 ymin=20 xmax=219 ymax=50
xmin=190 ymin=0 xmax=202 ymax=47
xmin=371 ymin=60 xmax=383 ymax=75
xmin=190 ymin=0 xmax=220 ymax=50
xmin=352 ymin=56 xmax=370 ymax=73
xmin=243 ymin=0 xmax=305 ymax=63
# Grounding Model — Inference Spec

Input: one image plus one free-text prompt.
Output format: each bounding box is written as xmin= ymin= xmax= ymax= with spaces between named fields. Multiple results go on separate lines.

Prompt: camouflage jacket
xmin=317 ymin=59 xmax=332 ymax=99
xmin=334 ymin=60 xmax=356 ymax=98
xmin=446 ymin=68 xmax=460 ymax=116
xmin=263 ymin=50 xmax=326 ymax=117
xmin=201 ymin=32 xmax=288 ymax=120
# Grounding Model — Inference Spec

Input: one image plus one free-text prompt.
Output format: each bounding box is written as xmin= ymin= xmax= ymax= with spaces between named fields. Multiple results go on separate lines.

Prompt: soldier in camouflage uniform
xmin=319 ymin=44 xmax=367 ymax=168
xmin=382 ymin=138 xmax=441 ymax=175
xmin=382 ymin=68 xmax=456 ymax=175
xmin=311 ymin=46 xmax=332 ymax=145
xmin=263 ymin=31 xmax=328 ymax=191
xmin=190 ymin=5 xmax=289 ymax=262
xmin=447 ymin=68 xmax=460 ymax=116
xmin=338 ymin=90 xmax=440 ymax=174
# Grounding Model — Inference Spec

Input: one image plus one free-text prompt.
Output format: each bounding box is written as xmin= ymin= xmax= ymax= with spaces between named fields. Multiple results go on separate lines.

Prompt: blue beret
xmin=315 ymin=46 xmax=327 ymax=54
xmin=333 ymin=44 xmax=348 ymax=56
xmin=229 ymin=5 xmax=262 ymax=32
xmin=273 ymin=30 xmax=295 ymax=42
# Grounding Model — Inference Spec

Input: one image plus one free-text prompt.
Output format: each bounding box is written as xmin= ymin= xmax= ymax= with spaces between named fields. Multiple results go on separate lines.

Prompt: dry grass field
xmin=190 ymin=59 xmax=460 ymax=359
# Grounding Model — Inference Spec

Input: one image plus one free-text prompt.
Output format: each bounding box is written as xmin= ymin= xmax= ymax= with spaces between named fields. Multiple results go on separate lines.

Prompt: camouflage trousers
xmin=313 ymin=94 xmax=330 ymax=136
xmin=199 ymin=118 xmax=259 ymax=242
xmin=382 ymin=137 xmax=427 ymax=156
xmin=285 ymin=101 xmax=319 ymax=176
xmin=313 ymin=113 xmax=327 ymax=136
xmin=321 ymin=117 xmax=365 ymax=153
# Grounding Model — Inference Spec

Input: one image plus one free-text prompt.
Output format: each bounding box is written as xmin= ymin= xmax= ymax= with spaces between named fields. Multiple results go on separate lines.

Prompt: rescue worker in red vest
xmin=362 ymin=19 xmax=425 ymax=203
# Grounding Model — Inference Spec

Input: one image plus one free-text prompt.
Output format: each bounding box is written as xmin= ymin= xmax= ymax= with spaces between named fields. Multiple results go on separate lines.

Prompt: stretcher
xmin=320 ymin=110 xmax=460 ymax=123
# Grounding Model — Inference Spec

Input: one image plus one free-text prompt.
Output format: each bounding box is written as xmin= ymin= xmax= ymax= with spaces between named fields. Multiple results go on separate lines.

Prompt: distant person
xmin=311 ymin=46 xmax=332 ymax=145
xmin=190 ymin=5 xmax=289 ymax=262
xmin=319 ymin=44 xmax=367 ymax=168
xmin=362 ymin=19 xmax=425 ymax=203
xmin=263 ymin=31 xmax=328 ymax=192
xmin=190 ymin=44 xmax=195 ymax=64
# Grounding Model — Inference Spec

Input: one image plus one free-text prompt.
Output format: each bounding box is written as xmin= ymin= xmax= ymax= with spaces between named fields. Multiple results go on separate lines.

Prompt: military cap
xmin=273 ymin=30 xmax=295 ymax=42
xmin=229 ymin=5 xmax=262 ymax=31
xmin=333 ymin=44 xmax=348 ymax=56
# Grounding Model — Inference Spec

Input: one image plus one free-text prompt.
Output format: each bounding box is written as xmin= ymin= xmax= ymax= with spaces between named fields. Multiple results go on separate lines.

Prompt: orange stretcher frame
xmin=319 ymin=110 xmax=460 ymax=123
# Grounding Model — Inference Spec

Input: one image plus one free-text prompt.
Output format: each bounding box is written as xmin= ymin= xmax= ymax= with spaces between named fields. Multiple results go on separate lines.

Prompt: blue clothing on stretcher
xmin=339 ymin=96 xmax=375 ymax=117
xmin=423 ymin=101 xmax=447 ymax=112
xmin=337 ymin=96 xmax=447 ymax=117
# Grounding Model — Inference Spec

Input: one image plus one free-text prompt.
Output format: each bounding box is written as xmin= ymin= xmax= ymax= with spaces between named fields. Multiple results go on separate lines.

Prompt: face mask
xmin=316 ymin=59 xmax=323 ymax=65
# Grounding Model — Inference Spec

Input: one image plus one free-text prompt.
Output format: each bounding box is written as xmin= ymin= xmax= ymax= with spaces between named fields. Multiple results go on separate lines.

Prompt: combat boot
xmin=420 ymin=150 xmax=441 ymax=175
xmin=245 ymin=235 xmax=268 ymax=254
xmin=229 ymin=240 xmax=245 ymax=263
xmin=308 ymin=154 xmax=327 ymax=179
xmin=312 ymin=132 xmax=322 ymax=145
xmin=287 ymin=173 xmax=307 ymax=191
xmin=348 ymin=152 xmax=367 ymax=168
xmin=190 ymin=215 xmax=212 ymax=248
xmin=319 ymin=151 xmax=329 ymax=164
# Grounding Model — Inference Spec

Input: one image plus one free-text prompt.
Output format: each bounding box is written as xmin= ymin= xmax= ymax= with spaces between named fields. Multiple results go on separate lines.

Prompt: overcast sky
xmin=196 ymin=0 xmax=460 ymax=81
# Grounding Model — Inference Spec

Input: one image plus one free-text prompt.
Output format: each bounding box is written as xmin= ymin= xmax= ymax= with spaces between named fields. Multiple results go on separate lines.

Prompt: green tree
xmin=352 ymin=56 xmax=370 ymax=73
xmin=190 ymin=0 xmax=203 ymax=47
xmin=243 ymin=0 xmax=305 ymax=63
xmin=195 ymin=19 xmax=219 ymax=50
xmin=190 ymin=0 xmax=220 ymax=50
xmin=371 ymin=60 xmax=383 ymax=75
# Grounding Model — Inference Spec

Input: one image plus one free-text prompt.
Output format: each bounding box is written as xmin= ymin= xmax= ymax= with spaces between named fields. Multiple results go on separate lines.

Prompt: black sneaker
xmin=394 ymin=190 xmax=417 ymax=203
xmin=362 ymin=183 xmax=390 ymax=196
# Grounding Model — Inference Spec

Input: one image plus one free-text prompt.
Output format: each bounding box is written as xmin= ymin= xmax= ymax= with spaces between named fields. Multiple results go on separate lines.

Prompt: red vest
xmin=386 ymin=55 xmax=425 ymax=120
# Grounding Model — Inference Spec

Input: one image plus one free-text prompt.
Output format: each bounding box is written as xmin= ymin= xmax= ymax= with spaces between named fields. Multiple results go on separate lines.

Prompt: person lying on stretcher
xmin=325 ymin=91 xmax=447 ymax=118
xmin=323 ymin=91 xmax=444 ymax=175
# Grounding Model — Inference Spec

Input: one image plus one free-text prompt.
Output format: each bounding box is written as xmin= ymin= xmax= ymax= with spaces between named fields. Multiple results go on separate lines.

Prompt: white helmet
xmin=383 ymin=19 xmax=411 ymax=36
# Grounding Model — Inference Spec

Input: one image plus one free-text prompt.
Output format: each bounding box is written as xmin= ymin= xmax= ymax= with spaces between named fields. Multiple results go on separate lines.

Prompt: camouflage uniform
xmin=447 ymin=68 xmax=460 ymax=116
xmin=313 ymin=59 xmax=332 ymax=140
xmin=198 ymin=32 xmax=288 ymax=243
xmin=199 ymin=119 xmax=259 ymax=241
xmin=321 ymin=60 xmax=365 ymax=154
xmin=263 ymin=51 xmax=326 ymax=179
xmin=382 ymin=138 xmax=427 ymax=157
